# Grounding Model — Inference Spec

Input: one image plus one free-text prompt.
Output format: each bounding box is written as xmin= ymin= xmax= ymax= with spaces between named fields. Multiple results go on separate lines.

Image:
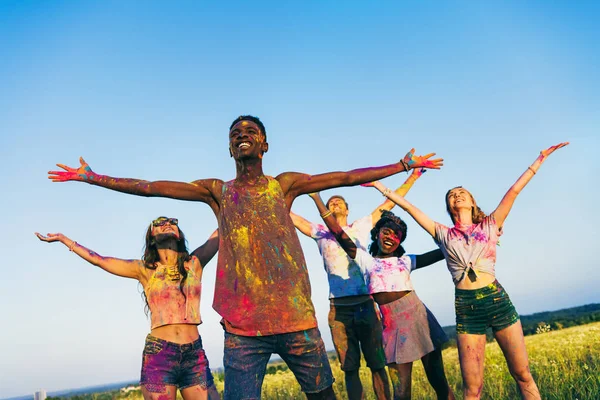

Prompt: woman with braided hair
xmin=36 ymin=216 xmax=220 ymax=400
xmin=309 ymin=193 xmax=454 ymax=400
xmin=366 ymin=142 xmax=568 ymax=399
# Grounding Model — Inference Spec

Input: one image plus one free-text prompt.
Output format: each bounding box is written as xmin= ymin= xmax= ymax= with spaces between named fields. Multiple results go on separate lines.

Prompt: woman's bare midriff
xmin=373 ymin=290 xmax=411 ymax=306
xmin=150 ymin=324 xmax=200 ymax=344
xmin=455 ymin=271 xmax=496 ymax=290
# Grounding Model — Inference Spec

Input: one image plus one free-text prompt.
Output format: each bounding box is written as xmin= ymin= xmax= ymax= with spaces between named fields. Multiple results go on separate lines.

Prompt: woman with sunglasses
xmin=36 ymin=216 xmax=220 ymax=400
xmin=309 ymin=193 xmax=454 ymax=400
xmin=363 ymin=142 xmax=568 ymax=399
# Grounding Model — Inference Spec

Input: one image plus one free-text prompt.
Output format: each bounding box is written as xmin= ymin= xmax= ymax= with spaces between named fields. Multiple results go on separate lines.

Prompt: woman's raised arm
xmin=492 ymin=142 xmax=568 ymax=227
xmin=35 ymin=232 xmax=143 ymax=279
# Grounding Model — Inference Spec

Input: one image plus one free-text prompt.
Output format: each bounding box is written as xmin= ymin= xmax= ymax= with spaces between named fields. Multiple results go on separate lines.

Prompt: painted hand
xmin=35 ymin=232 xmax=65 ymax=243
xmin=360 ymin=181 xmax=378 ymax=188
xmin=48 ymin=157 xmax=96 ymax=182
xmin=411 ymin=168 xmax=427 ymax=179
xmin=402 ymin=149 xmax=443 ymax=170
xmin=540 ymin=142 xmax=569 ymax=159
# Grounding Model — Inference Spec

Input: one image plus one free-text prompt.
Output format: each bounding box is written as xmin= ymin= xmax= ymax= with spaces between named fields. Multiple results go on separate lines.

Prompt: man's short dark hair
xmin=230 ymin=115 xmax=267 ymax=139
xmin=326 ymin=195 xmax=349 ymax=210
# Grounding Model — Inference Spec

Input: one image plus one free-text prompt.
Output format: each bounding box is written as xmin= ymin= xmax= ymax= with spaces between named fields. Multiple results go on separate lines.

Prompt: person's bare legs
xmin=494 ymin=321 xmax=540 ymax=399
xmin=181 ymin=384 xmax=221 ymax=400
xmin=387 ymin=362 xmax=413 ymax=400
xmin=141 ymin=384 xmax=177 ymax=400
xmin=457 ymin=333 xmax=486 ymax=399
xmin=421 ymin=349 xmax=455 ymax=399
xmin=371 ymin=367 xmax=392 ymax=399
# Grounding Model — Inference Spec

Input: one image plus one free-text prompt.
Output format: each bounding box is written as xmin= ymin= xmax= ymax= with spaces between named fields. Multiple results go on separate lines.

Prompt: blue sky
xmin=1 ymin=1 xmax=598 ymax=397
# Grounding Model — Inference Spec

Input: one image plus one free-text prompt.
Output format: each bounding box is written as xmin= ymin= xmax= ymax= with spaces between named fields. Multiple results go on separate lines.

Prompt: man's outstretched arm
xmin=49 ymin=157 xmax=222 ymax=207
xmin=277 ymin=148 xmax=442 ymax=202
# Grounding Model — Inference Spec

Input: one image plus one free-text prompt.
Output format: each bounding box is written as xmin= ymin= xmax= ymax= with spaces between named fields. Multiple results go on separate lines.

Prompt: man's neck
xmin=235 ymin=157 xmax=265 ymax=183
xmin=335 ymin=215 xmax=349 ymax=227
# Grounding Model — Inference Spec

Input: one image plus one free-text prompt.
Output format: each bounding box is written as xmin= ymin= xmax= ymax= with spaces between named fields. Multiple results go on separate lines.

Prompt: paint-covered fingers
xmin=35 ymin=232 xmax=64 ymax=243
xmin=360 ymin=181 xmax=378 ymax=187
xmin=540 ymin=142 xmax=569 ymax=158
xmin=411 ymin=168 xmax=427 ymax=178
xmin=410 ymin=152 xmax=444 ymax=169
xmin=48 ymin=157 xmax=95 ymax=182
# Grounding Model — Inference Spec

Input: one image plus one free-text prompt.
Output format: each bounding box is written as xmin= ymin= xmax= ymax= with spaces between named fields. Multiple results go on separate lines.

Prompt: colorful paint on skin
xmin=215 ymin=175 xmax=317 ymax=336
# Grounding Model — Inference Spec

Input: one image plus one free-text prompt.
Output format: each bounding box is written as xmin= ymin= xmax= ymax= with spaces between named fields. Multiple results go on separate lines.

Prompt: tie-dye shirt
xmin=310 ymin=215 xmax=372 ymax=299
xmin=145 ymin=259 xmax=202 ymax=329
xmin=434 ymin=215 xmax=501 ymax=284
xmin=215 ymin=176 xmax=317 ymax=336
xmin=353 ymin=249 xmax=417 ymax=294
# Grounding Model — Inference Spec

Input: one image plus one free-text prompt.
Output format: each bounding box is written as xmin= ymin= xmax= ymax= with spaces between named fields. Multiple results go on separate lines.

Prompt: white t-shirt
xmin=311 ymin=215 xmax=373 ymax=298
xmin=354 ymin=248 xmax=417 ymax=294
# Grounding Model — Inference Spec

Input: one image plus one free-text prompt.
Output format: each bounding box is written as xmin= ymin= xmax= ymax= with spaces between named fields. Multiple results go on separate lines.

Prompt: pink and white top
xmin=434 ymin=215 xmax=502 ymax=284
xmin=310 ymin=215 xmax=373 ymax=298
xmin=354 ymin=248 xmax=417 ymax=294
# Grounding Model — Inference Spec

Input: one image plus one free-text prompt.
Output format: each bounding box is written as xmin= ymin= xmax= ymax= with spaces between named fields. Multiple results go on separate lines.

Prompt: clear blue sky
xmin=1 ymin=1 xmax=598 ymax=397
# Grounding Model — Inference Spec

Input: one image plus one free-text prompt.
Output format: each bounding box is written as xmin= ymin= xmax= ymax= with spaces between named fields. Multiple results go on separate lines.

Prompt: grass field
xmin=110 ymin=322 xmax=600 ymax=399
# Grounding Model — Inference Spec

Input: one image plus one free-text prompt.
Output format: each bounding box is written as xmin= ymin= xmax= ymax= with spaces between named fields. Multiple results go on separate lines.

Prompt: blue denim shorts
xmin=140 ymin=334 xmax=215 ymax=392
xmin=223 ymin=328 xmax=334 ymax=399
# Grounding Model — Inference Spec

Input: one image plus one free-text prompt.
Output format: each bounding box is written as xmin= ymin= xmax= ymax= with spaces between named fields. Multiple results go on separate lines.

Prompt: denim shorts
xmin=328 ymin=298 xmax=386 ymax=371
xmin=455 ymin=280 xmax=520 ymax=335
xmin=140 ymin=334 xmax=215 ymax=392
xmin=223 ymin=327 xmax=334 ymax=399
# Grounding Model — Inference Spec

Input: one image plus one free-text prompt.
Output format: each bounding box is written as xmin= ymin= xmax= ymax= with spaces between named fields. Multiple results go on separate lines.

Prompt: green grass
xmin=91 ymin=322 xmax=600 ymax=400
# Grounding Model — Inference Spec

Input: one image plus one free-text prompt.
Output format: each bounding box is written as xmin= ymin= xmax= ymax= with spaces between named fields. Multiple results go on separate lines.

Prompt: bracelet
xmin=528 ymin=166 xmax=537 ymax=175
xmin=382 ymin=188 xmax=391 ymax=197
xmin=320 ymin=210 xmax=332 ymax=218
xmin=69 ymin=241 xmax=77 ymax=252
xmin=399 ymin=160 xmax=410 ymax=173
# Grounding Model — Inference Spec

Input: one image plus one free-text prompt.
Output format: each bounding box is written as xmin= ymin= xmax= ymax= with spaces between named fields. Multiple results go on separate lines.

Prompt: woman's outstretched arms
xmin=35 ymin=232 xmax=143 ymax=279
xmin=363 ymin=181 xmax=437 ymax=237
xmin=492 ymin=142 xmax=569 ymax=228
xmin=308 ymin=193 xmax=357 ymax=259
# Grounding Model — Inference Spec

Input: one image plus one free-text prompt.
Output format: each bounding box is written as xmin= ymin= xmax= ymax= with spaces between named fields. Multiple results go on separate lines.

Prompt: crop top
xmin=434 ymin=215 xmax=501 ymax=284
xmin=145 ymin=258 xmax=202 ymax=329
xmin=354 ymin=248 xmax=417 ymax=294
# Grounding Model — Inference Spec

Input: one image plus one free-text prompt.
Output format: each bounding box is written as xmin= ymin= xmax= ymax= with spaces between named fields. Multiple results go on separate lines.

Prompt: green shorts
xmin=455 ymin=280 xmax=519 ymax=335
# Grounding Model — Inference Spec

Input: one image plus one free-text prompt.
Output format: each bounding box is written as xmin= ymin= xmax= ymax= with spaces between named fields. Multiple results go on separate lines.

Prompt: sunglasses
xmin=152 ymin=217 xmax=179 ymax=227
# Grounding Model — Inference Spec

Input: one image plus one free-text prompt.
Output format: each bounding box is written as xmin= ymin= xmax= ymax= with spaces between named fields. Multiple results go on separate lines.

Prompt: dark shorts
xmin=328 ymin=298 xmax=386 ymax=371
xmin=223 ymin=328 xmax=334 ymax=399
xmin=140 ymin=334 xmax=215 ymax=392
xmin=455 ymin=280 xmax=520 ymax=335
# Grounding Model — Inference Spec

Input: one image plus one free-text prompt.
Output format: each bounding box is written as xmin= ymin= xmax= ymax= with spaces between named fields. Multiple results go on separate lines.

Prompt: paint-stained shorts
xmin=455 ymin=280 xmax=520 ymax=335
xmin=328 ymin=298 xmax=386 ymax=371
xmin=223 ymin=328 xmax=334 ymax=399
xmin=140 ymin=334 xmax=215 ymax=392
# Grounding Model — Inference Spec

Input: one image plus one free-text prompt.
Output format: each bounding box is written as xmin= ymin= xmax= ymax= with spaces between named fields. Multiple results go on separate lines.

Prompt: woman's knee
xmin=509 ymin=363 xmax=534 ymax=383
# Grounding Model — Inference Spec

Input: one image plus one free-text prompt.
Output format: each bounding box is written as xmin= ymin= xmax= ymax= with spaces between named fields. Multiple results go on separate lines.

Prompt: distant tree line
xmin=442 ymin=303 xmax=600 ymax=346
